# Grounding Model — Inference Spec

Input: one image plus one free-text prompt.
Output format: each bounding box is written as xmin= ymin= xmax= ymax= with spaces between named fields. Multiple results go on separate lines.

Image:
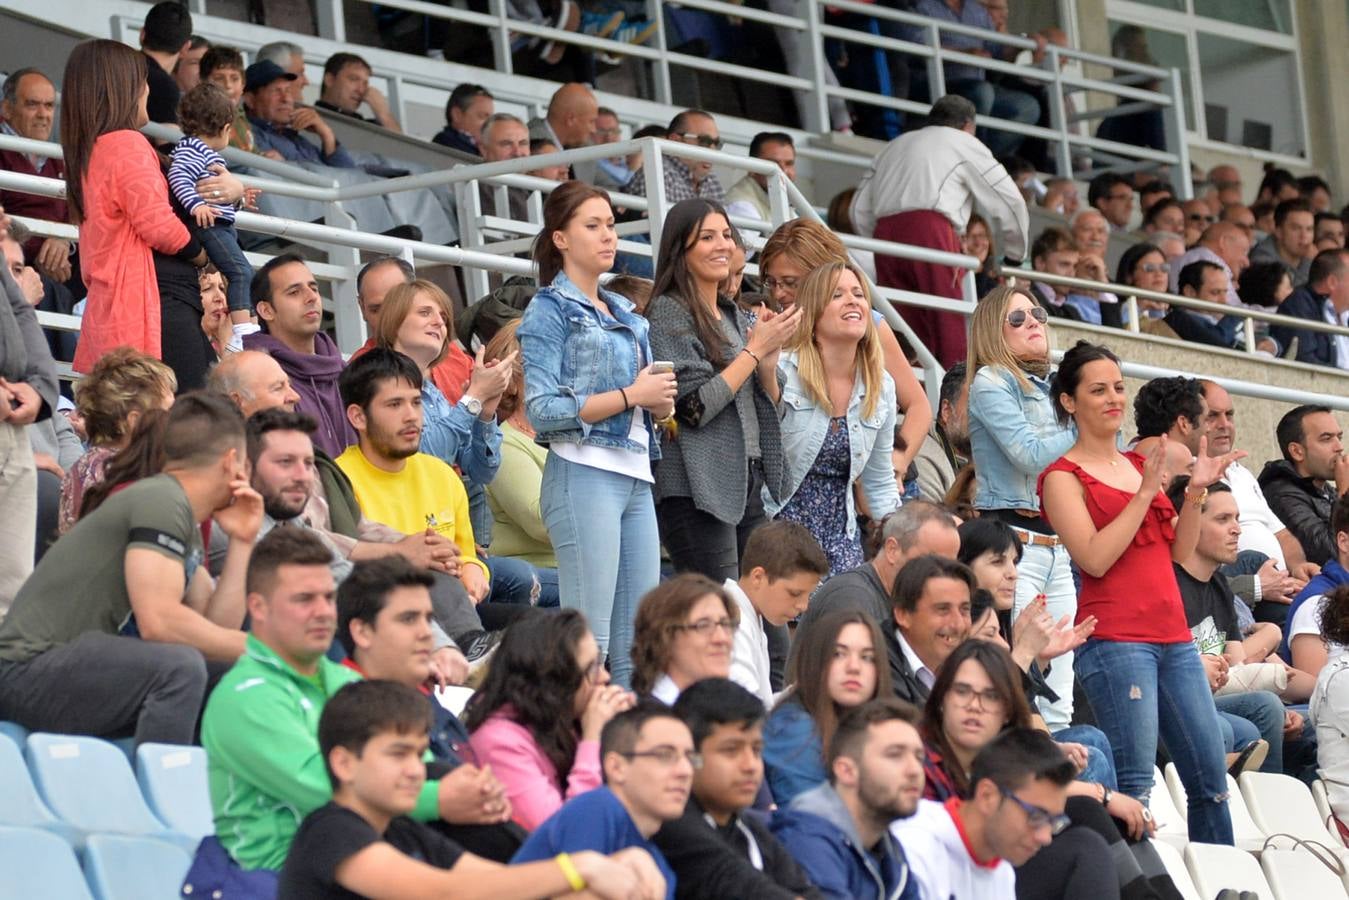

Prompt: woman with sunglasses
xmin=1039 ymin=340 xmax=1241 ymax=845
xmin=762 ymin=608 xmax=891 ymax=805
xmin=629 ymin=573 xmax=741 ymax=703
xmin=1115 ymin=243 xmax=1178 ymax=339
xmin=465 ymin=608 xmax=636 ymax=831
xmin=923 ymin=640 xmax=1181 ymax=900
xmin=965 ymin=284 xmax=1078 ymax=731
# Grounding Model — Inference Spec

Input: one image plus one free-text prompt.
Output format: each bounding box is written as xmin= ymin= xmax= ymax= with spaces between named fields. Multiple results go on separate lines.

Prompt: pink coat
xmin=468 ymin=710 xmax=601 ymax=831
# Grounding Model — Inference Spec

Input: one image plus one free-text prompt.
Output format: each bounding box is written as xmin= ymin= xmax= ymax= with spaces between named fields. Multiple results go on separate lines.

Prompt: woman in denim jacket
xmin=517 ymin=182 xmax=677 ymax=687
xmin=767 ymin=261 xmax=898 ymax=575
xmin=966 ymin=284 xmax=1078 ymax=730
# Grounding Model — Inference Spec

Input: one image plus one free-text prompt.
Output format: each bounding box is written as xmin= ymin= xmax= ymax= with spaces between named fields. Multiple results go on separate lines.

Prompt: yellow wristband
xmin=556 ymin=852 xmax=586 ymax=892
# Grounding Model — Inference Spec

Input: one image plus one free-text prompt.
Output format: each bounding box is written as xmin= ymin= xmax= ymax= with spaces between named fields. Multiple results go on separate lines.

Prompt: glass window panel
xmin=1193 ymin=0 xmax=1293 ymax=34
xmin=1107 ymin=21 xmax=1195 ymax=131
xmin=1197 ymin=32 xmax=1303 ymax=155
xmin=1121 ymin=0 xmax=1185 ymax=9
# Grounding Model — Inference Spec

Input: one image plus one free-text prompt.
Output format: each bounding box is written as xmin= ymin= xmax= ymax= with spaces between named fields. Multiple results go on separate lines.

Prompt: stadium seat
xmin=1164 ymin=764 xmax=1265 ymax=850
xmin=1260 ymin=848 xmax=1349 ymax=900
xmin=1184 ymin=841 xmax=1275 ymax=898
xmin=0 ymin=730 xmax=84 ymax=848
xmin=135 ymin=744 xmax=213 ymax=842
xmin=0 ymin=825 xmax=94 ymax=900
xmin=0 ymin=720 xmax=28 ymax=748
xmin=24 ymin=733 xmax=196 ymax=852
xmin=82 ymin=834 xmax=194 ymax=900
xmin=1313 ymin=780 xmax=1348 ymax=848
xmin=1240 ymin=771 xmax=1343 ymax=848
xmin=1151 ymin=838 xmax=1202 ymax=900
xmin=1150 ymin=766 xmax=1189 ymax=849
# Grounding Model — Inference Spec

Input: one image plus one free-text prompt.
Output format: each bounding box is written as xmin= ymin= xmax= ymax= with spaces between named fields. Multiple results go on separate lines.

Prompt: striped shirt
xmin=167 ymin=136 xmax=235 ymax=222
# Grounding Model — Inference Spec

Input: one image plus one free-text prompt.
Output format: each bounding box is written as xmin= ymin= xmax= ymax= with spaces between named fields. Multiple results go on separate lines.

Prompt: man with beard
xmin=770 ymin=698 xmax=925 ymax=900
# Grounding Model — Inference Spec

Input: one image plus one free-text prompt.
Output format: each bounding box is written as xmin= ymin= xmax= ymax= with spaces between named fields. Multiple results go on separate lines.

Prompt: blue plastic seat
xmin=25 ymin=733 xmax=196 ymax=852
xmin=135 ymin=743 xmax=214 ymax=841
xmin=0 ymin=730 xmax=84 ymax=848
xmin=83 ymin=834 xmax=193 ymax=900
xmin=0 ymin=825 xmax=94 ymax=900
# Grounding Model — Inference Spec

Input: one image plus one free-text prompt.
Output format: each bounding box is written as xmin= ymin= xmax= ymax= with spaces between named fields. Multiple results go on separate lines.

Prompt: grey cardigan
xmin=646 ymin=293 xmax=788 ymax=524
xmin=0 ymin=264 xmax=57 ymax=421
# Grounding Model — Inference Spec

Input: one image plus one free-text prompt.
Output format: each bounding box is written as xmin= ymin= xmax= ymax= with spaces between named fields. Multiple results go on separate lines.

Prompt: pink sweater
xmin=467 ymin=710 xmax=601 ymax=831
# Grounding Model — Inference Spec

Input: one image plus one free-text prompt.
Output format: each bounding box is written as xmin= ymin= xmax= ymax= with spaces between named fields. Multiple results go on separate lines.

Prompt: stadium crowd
xmin=4 ymin=2 xmax=1349 ymax=899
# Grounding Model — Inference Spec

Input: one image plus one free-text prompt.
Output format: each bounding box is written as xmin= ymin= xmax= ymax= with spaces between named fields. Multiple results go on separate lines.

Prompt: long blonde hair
xmin=789 ymin=261 xmax=885 ymax=420
xmin=965 ymin=283 xmax=1048 ymax=392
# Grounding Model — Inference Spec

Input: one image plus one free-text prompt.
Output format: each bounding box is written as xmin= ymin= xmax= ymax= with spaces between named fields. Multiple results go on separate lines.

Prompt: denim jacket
xmin=420 ymin=380 xmax=502 ymax=486
xmin=518 ymin=271 xmax=660 ymax=460
xmin=765 ymin=352 xmax=898 ymax=537
xmin=967 ymin=365 xmax=1076 ymax=511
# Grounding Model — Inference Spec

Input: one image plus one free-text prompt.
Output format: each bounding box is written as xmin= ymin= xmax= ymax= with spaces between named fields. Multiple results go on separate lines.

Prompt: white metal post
xmin=488 ymin=0 xmax=514 ymax=75
xmin=324 ymin=201 xmax=364 ymax=353
xmin=804 ymin=0 xmax=830 ymax=134
xmin=1044 ymin=47 xmax=1074 ymax=179
xmin=642 ymin=140 xmax=668 ymax=256
xmin=315 ymin=0 xmax=346 ymax=43
xmin=1164 ymin=67 xmax=1193 ymax=199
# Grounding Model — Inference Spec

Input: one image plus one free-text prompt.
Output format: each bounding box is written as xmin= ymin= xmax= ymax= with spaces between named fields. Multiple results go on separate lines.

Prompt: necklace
xmin=1078 ymin=451 xmax=1120 ymax=467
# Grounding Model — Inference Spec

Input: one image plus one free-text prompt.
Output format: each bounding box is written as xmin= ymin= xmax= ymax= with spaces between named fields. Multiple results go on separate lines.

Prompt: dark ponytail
xmin=532 ymin=181 xmax=613 ymax=287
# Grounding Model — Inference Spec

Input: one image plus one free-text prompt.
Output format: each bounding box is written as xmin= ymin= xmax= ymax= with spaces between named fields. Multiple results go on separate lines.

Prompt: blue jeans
xmin=540 ymin=454 xmax=661 ymax=687
xmin=1012 ymin=542 xmax=1077 ymax=730
xmin=486 ymin=556 xmax=560 ymax=608
xmin=1054 ymin=724 xmax=1118 ymax=791
xmin=196 ymin=221 xmax=254 ymax=314
xmin=1074 ymin=638 xmax=1234 ymax=845
xmin=1215 ymin=690 xmax=1285 ymax=773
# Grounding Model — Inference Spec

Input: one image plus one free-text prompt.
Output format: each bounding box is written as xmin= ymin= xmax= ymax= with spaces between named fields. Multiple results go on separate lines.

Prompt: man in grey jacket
xmin=0 ymin=206 xmax=60 ymax=615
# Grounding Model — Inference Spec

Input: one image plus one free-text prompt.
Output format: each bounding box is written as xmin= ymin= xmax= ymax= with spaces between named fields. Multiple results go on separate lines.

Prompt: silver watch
xmin=459 ymin=395 xmax=484 ymax=417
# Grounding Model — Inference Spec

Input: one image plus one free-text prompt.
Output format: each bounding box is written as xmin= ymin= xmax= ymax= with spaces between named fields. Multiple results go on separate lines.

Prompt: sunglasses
xmin=1187 ymin=213 xmax=1218 ymax=224
xmin=1006 ymin=307 xmax=1049 ymax=328
xmin=675 ymin=132 xmax=724 ymax=150
xmin=1139 ymin=262 xmax=1171 ymax=274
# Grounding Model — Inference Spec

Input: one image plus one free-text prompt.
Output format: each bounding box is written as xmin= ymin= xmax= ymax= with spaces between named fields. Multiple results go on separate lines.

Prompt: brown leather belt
xmin=1009 ymin=527 xmax=1063 ymax=548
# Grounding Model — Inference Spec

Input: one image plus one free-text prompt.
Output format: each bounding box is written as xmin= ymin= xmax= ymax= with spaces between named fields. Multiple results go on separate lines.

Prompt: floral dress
xmin=774 ymin=416 xmax=862 ymax=574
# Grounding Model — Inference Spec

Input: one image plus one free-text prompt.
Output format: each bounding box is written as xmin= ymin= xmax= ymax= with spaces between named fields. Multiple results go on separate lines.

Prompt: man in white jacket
xmin=851 ymin=95 xmax=1029 ymax=368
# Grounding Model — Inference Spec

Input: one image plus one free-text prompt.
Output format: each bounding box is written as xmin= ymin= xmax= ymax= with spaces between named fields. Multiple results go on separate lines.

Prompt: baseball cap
xmin=244 ymin=60 xmax=298 ymax=94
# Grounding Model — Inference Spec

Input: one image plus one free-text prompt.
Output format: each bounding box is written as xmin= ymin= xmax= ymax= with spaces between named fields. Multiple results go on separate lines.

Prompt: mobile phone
xmin=650 ymin=361 xmax=675 ymax=374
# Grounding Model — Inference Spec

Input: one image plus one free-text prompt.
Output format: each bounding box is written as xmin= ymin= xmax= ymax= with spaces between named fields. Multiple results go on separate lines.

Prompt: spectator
xmin=1222 ymin=201 xmax=1258 ymax=238
xmin=851 ymin=94 xmax=1029 ymax=368
xmin=433 ymin=83 xmax=493 ymax=155
xmin=1088 ymin=172 xmax=1133 ymax=232
xmin=528 ymin=138 xmax=570 ymax=181
xmin=1040 ymin=177 xmax=1079 ymax=218
xmin=726 ymin=522 xmax=828 ymax=705
xmin=1168 ymin=260 xmax=1240 ymax=348
xmin=173 ymin=34 xmax=210 ymax=94
xmin=1260 ymin=405 xmax=1346 ymax=567
xmin=198 ymin=265 xmax=232 ymax=356
xmin=629 ymin=574 xmax=740 ymax=704
xmin=912 ymin=363 xmax=969 ymax=505
xmin=206 ymin=348 xmax=300 ymax=416
xmin=245 ymin=60 xmax=355 ymax=168
xmin=1313 ymin=584 xmax=1349 ymax=835
xmin=1299 ymin=175 xmax=1333 ymax=213
xmin=169 ymin=83 xmax=258 ymax=349
xmin=1131 ymin=374 xmax=1205 ymax=461
xmin=1316 ymin=212 xmax=1346 ymax=251
xmin=764 ymin=609 xmax=891 ymax=805
xmin=769 ymin=698 xmax=924 ymax=900
xmin=1028 ymin=227 xmax=1085 ymax=321
xmin=724 ymin=132 xmax=796 ymax=225
xmin=592 ymin=106 xmax=634 ymax=192
xmin=1252 ymin=198 xmax=1315 ymax=287
xmin=1039 ymin=341 xmax=1237 ymax=845
xmin=1285 ymin=498 xmax=1349 ymax=675
xmin=1208 ymin=165 xmax=1243 ymax=207
xmin=196 ymin=528 xmax=511 ymax=884
xmin=139 ymin=0 xmax=193 ymax=124
xmin=1114 ymin=242 xmax=1178 ymax=338
xmin=1069 ymin=208 xmax=1108 ymax=260
xmin=477 ymin=112 xmax=532 ymax=221
xmin=1138 ymin=179 xmax=1176 ymax=215
xmin=1169 ymin=221 xmax=1251 ymax=313
xmin=315 ymin=52 xmax=401 ymax=132
xmin=769 ymin=261 xmax=898 ymax=575
xmin=278 ymin=679 xmax=647 ymax=897
xmin=200 ymin=45 xmax=257 ymax=154
xmin=966 ymin=285 xmax=1078 ymax=727
xmin=1141 ymin=196 xmax=1184 ymax=237
xmin=1255 ymin=166 xmax=1300 ymax=207
xmin=60 ymin=40 xmax=207 ymax=376
xmin=1252 ymin=200 xmax=1277 ymax=237
xmin=758 ymin=219 xmax=932 ymax=476
xmin=255 ymin=40 xmax=310 ymax=104
xmin=1237 ymin=259 xmax=1293 ymax=309
xmin=886 ymin=554 xmax=976 ymax=708
xmin=626 ymin=109 xmax=727 ymax=204
xmin=961 ymin=213 xmax=999 ymax=297
xmin=1271 ymin=247 xmax=1349 ymax=368
xmin=0 ymin=69 xmax=71 ymax=282
xmin=527 ymin=83 xmax=599 ymax=181
xmin=1181 ymin=198 xmax=1216 ymax=247
xmin=654 ymin=679 xmax=821 ymax=900
xmin=0 ymin=393 xmax=257 ymax=744
xmin=646 ymin=198 xmax=796 ymax=581
xmin=59 ymin=347 xmax=175 ymax=534
xmin=518 ymin=182 xmax=675 ymax=687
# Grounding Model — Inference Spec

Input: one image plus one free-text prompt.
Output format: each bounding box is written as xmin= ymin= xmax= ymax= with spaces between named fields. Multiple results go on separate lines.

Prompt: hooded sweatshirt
xmin=243 ymin=330 xmax=354 ymax=457
xmin=769 ymin=782 xmax=917 ymax=900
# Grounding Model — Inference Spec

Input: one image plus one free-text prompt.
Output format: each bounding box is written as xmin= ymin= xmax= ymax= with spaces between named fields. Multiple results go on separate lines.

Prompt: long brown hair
xmin=376 ymin=279 xmax=454 ymax=369
xmin=79 ymin=406 xmax=169 ymax=520
xmin=650 ymin=198 xmax=737 ymax=368
xmin=60 ymin=40 xmax=149 ymax=225
xmin=531 ymin=180 xmax=613 ymax=287
xmin=630 ymin=574 xmax=739 ymax=695
xmin=483 ymin=319 xmax=526 ymax=420
xmin=782 ymin=608 xmax=891 ymax=755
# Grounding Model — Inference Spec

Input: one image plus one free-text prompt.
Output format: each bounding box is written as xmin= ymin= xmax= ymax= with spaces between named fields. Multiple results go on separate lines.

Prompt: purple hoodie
xmin=243 ymin=330 xmax=356 ymax=457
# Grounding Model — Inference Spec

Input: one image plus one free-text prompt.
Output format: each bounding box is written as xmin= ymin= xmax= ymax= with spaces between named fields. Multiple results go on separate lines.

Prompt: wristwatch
xmin=459 ymin=395 xmax=484 ymax=418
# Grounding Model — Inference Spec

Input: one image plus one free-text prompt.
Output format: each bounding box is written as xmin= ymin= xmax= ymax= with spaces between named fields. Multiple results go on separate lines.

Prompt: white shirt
xmin=651 ymin=674 xmax=681 ymax=705
xmin=1288 ymin=595 xmax=1347 ymax=666
xmin=1222 ymin=461 xmax=1288 ymax=568
xmin=725 ymin=578 xmax=774 ymax=707
xmin=1322 ymin=300 xmax=1349 ymax=373
xmin=850 ymin=124 xmax=1029 ymax=261
xmin=1311 ymin=656 xmax=1349 ymax=823
xmin=893 ymin=799 xmax=1016 ymax=900
xmin=896 ymin=629 xmax=936 ymax=690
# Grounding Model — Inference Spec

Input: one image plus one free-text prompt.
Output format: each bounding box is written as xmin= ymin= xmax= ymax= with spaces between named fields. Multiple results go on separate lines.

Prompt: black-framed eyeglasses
xmin=949 ymin=682 xmax=1004 ymax=710
xmin=1001 ymin=789 xmax=1071 ymax=835
xmin=1187 ymin=213 xmax=1218 ymax=224
xmin=676 ymin=132 xmax=724 ymax=150
xmin=1006 ymin=307 xmax=1049 ymax=328
xmin=762 ymin=276 xmax=800 ymax=293
xmin=673 ymin=618 xmax=736 ymax=637
xmin=620 ymin=747 xmax=704 ymax=769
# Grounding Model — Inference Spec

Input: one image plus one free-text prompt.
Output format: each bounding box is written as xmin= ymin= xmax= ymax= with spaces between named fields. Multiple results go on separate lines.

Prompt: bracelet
xmin=742 ymin=346 xmax=762 ymax=364
xmin=619 ymin=387 xmax=631 ymax=410
xmin=555 ymin=853 xmax=586 ymax=892
xmin=1184 ymin=487 xmax=1208 ymax=508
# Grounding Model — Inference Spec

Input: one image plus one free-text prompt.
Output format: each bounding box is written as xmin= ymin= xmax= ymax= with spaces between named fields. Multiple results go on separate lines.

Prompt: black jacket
xmin=652 ymin=801 xmax=822 ymax=900
xmin=1258 ymin=458 xmax=1338 ymax=566
xmin=1270 ymin=286 xmax=1337 ymax=367
xmin=886 ymin=628 xmax=932 ymax=709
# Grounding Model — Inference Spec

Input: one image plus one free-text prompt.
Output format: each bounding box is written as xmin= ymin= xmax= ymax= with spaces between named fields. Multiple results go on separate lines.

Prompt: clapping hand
xmin=1190 ymin=435 xmax=1248 ymax=489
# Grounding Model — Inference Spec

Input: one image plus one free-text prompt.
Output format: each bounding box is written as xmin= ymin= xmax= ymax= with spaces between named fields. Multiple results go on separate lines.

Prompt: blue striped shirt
xmin=168 ymin=136 xmax=235 ymax=222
